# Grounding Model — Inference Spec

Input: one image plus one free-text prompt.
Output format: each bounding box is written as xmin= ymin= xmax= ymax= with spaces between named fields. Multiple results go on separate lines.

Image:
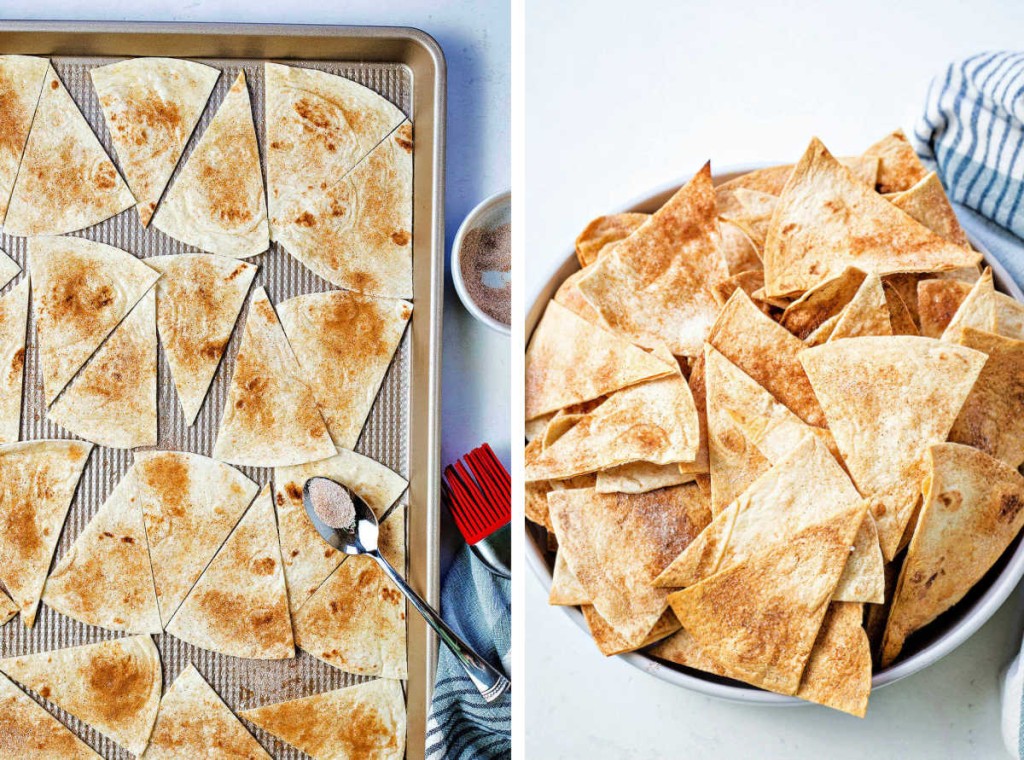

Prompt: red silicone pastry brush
xmin=442 ymin=444 xmax=511 ymax=578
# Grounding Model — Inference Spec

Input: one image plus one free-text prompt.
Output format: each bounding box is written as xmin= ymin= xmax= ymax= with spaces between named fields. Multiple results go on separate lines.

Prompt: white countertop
xmin=0 ymin=1 xmax=512 ymax=575
xmin=526 ymin=2 xmax=1024 ymax=757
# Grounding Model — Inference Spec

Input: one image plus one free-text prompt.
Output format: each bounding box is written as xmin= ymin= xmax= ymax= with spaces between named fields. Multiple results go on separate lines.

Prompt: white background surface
xmin=0 ymin=1 xmax=512 ymax=575
xmin=527 ymin=2 xmax=1024 ymax=758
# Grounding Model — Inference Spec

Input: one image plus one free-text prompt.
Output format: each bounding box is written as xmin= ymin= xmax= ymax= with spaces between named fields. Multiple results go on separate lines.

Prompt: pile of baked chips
xmin=525 ymin=131 xmax=1024 ymax=716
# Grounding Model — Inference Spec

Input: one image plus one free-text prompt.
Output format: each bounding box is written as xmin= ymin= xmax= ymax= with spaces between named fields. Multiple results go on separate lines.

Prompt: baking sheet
xmin=0 ymin=22 xmax=444 ymax=760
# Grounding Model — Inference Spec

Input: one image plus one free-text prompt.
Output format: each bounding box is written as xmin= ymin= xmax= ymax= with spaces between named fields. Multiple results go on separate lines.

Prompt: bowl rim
xmin=525 ymin=162 xmax=1024 ymax=705
xmin=451 ymin=189 xmax=512 ymax=336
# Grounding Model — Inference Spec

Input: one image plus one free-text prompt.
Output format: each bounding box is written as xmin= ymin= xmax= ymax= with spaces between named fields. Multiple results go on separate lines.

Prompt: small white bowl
xmin=451 ymin=190 xmax=512 ymax=335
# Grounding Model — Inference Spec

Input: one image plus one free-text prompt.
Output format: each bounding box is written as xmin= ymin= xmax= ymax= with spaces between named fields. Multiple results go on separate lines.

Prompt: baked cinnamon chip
xmin=863 ymin=129 xmax=928 ymax=194
xmin=0 ymin=672 xmax=99 ymax=758
xmin=718 ymin=221 xmax=763 ymax=275
xmin=881 ymin=281 xmax=919 ymax=336
xmin=715 ymin=156 xmax=879 ymax=196
xmin=827 ymin=273 xmax=893 ymax=341
xmin=888 ymin=171 xmax=970 ymax=247
xmin=582 ymin=606 xmax=680 ymax=656
xmin=941 ymin=267 xmax=996 ymax=340
xmin=796 ymin=602 xmax=872 ymax=717
xmin=575 ymin=213 xmax=649 ymax=267
xmin=918 ymin=278 xmax=973 ymax=338
xmin=780 ymin=267 xmax=867 ymax=340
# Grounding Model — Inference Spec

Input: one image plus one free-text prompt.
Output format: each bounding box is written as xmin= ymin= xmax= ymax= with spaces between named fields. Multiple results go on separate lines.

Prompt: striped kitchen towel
xmin=425 ymin=545 xmax=510 ymax=759
xmin=915 ymin=51 xmax=1024 ymax=760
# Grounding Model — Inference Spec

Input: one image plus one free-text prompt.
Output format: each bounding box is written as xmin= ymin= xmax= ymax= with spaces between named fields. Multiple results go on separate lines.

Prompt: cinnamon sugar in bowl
xmin=452 ymin=191 xmax=511 ymax=335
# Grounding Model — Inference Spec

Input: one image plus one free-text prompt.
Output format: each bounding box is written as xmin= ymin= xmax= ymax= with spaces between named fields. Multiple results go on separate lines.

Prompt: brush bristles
xmin=442 ymin=443 xmax=511 ymax=545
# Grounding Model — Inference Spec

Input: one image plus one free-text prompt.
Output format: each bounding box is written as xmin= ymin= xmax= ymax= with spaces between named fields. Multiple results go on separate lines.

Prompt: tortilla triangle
xmin=5 ymin=65 xmax=135 ymax=236
xmin=145 ymin=663 xmax=270 ymax=759
xmin=882 ymin=444 xmax=1024 ymax=666
xmin=882 ymin=280 xmax=919 ymax=335
xmin=763 ymin=138 xmax=979 ymax=298
xmin=91 ymin=57 xmax=220 ymax=226
xmin=277 ymin=121 xmax=413 ymax=298
xmin=212 ymin=287 xmax=334 ymax=467
xmin=148 ymin=254 xmax=257 ymax=425
xmin=152 ymin=71 xmax=268 ymax=258
xmin=265 ymin=62 xmax=406 ymax=241
xmin=29 ymin=236 xmax=159 ymax=404
xmin=0 ymin=635 xmax=161 ymax=755
xmin=166 ymin=485 xmax=294 ymax=659
xmin=278 ymin=289 xmax=412 ymax=448
xmin=48 ymin=289 xmax=157 ymax=448
xmin=863 ymin=129 xmax=928 ymax=194
xmin=795 ymin=601 xmax=871 ymax=716
xmin=239 ymin=679 xmax=406 ymax=760
xmin=577 ymin=163 xmax=728 ymax=356
xmin=274 ymin=446 xmax=407 ymax=613
xmin=595 ymin=460 xmax=694 ymax=494
xmin=524 ymin=352 xmax=699 ymax=481
xmin=780 ymin=267 xmax=867 ymax=340
xmin=667 ymin=502 xmax=865 ymax=694
xmin=136 ymin=451 xmax=259 ymax=627
xmin=716 ymin=187 xmax=776 ymax=248
xmin=715 ymin=156 xmax=879 ymax=196
xmin=549 ymin=485 xmax=710 ymax=647
xmin=889 ymin=172 xmax=969 ymax=247
xmin=800 ymin=335 xmax=987 ymax=560
xmin=576 ymin=213 xmax=650 ymax=268
xmin=293 ymin=505 xmax=407 ymax=678
xmin=918 ymin=278 xmax=973 ymax=338
xmin=0 ymin=278 xmax=28 ymax=444
xmin=827 ymin=273 xmax=893 ymax=341
xmin=995 ymin=292 xmax=1024 ymax=341
xmin=0 ymin=56 xmax=49 ymax=226
xmin=0 ymin=671 xmax=100 ymax=758
xmin=947 ymin=328 xmax=1024 ymax=468
xmin=941 ymin=267 xmax=995 ymax=340
xmin=525 ymin=299 xmax=675 ymax=420
xmin=43 ymin=464 xmax=161 ymax=634
xmin=582 ymin=606 xmax=680 ymax=656
xmin=708 ymin=288 xmax=825 ymax=426
xmin=549 ymin=550 xmax=589 ymax=605
xmin=0 ymin=440 xmax=92 ymax=626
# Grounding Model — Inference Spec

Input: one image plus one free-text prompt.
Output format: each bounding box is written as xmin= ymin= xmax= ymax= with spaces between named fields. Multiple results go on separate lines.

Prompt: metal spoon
xmin=302 ymin=477 xmax=510 ymax=703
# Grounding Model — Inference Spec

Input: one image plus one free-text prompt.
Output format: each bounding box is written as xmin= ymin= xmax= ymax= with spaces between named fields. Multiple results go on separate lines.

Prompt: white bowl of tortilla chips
xmin=525 ymin=132 xmax=1024 ymax=715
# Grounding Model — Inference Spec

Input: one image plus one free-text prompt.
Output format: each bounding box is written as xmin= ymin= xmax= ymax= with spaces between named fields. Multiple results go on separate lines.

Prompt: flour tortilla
xmin=780 ymin=267 xmax=867 ymax=340
xmin=882 ymin=280 xmax=919 ymax=336
xmin=274 ymin=446 xmax=408 ymax=613
xmin=595 ymin=461 xmax=694 ymax=494
xmin=5 ymin=65 xmax=135 ymax=236
xmin=716 ymin=187 xmax=777 ymax=248
xmin=549 ymin=550 xmax=589 ymax=605
xmin=525 ymin=354 xmax=700 ymax=481
xmin=548 ymin=485 xmax=711 ymax=647
xmin=240 ymin=679 xmax=406 ymax=760
xmin=91 ymin=58 xmax=220 ymax=226
xmin=711 ymin=269 xmax=766 ymax=310
xmin=718 ymin=221 xmax=762 ymax=275
xmin=264 ymin=62 xmax=406 ymax=242
xmin=918 ymin=278 xmax=973 ymax=338
xmin=293 ymin=506 xmax=407 ymax=678
xmin=148 ymin=254 xmax=257 ymax=425
xmin=42 ymin=465 xmax=161 ymax=633
xmin=278 ymin=289 xmax=412 ymax=448
xmin=763 ymin=138 xmax=980 ymax=298
xmin=582 ymin=606 xmax=680 ymax=656
xmin=0 ymin=635 xmax=161 ymax=756
xmin=666 ymin=503 xmax=865 ymax=695
xmin=166 ymin=485 xmax=294 ymax=659
xmin=948 ymin=328 xmax=1024 ymax=468
xmin=863 ymin=129 xmax=929 ymax=194
xmin=0 ymin=440 xmax=92 ymax=627
xmin=708 ymin=288 xmax=825 ymax=426
xmin=28 ymin=236 xmax=159 ymax=404
xmin=526 ymin=300 xmax=674 ymax=420
xmin=212 ymin=287 xmax=334 ymax=467
xmin=135 ymin=451 xmax=259 ymax=627
xmin=276 ymin=122 xmax=413 ymax=298
xmin=941 ymin=267 xmax=996 ymax=340
xmin=889 ymin=172 xmax=970 ymax=247
xmin=715 ymin=156 xmax=879 ymax=196
xmin=0 ymin=671 xmax=100 ymax=758
xmin=0 ymin=279 xmax=28 ymax=444
xmin=152 ymin=71 xmax=268 ymax=258
xmin=0 ymin=56 xmax=48 ymax=226
xmin=994 ymin=292 xmax=1024 ymax=341
xmin=142 ymin=664 xmax=270 ymax=759
xmin=657 ymin=435 xmax=882 ymax=603
xmin=796 ymin=602 xmax=871 ymax=716
xmin=577 ymin=163 xmax=728 ymax=356
xmin=552 ymin=265 xmax=604 ymax=324
xmin=882 ymin=444 xmax=1024 ymax=666
xmin=827 ymin=273 xmax=893 ymax=341
xmin=47 ymin=289 xmax=157 ymax=449
xmin=575 ymin=213 xmax=650 ymax=267
xmin=800 ymin=335 xmax=988 ymax=560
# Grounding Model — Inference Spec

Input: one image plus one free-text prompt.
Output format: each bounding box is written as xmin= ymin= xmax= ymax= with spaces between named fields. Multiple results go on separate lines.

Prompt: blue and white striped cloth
xmin=913 ymin=51 xmax=1024 ymax=760
xmin=425 ymin=546 xmax=510 ymax=759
